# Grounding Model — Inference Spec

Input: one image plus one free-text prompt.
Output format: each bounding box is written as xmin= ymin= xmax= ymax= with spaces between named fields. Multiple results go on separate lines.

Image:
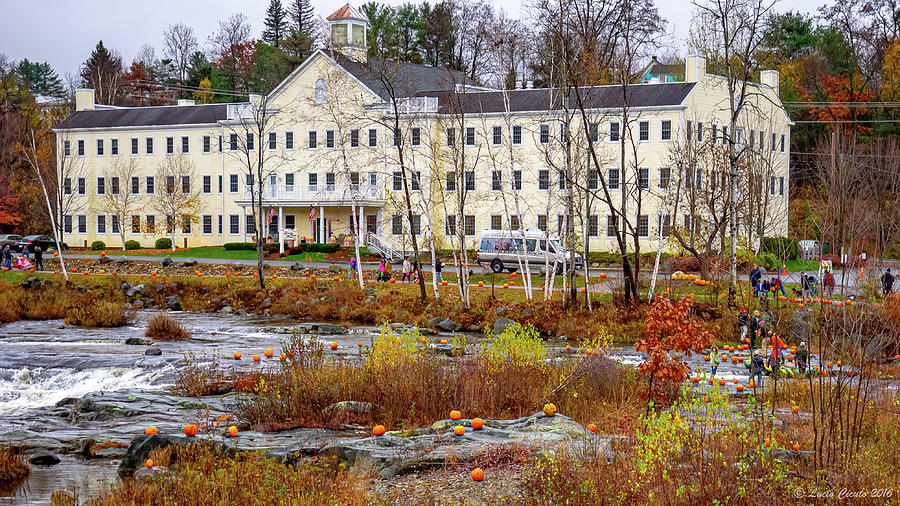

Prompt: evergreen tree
xmin=15 ymin=59 xmax=64 ymax=98
xmin=263 ymin=0 xmax=288 ymax=48
xmin=80 ymin=40 xmax=124 ymax=105
xmin=287 ymin=0 xmax=316 ymax=34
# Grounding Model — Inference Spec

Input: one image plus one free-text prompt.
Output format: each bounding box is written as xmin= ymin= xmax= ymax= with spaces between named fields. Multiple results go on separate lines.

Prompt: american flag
xmin=267 ymin=206 xmax=276 ymax=224
xmin=308 ymin=205 xmax=316 ymax=222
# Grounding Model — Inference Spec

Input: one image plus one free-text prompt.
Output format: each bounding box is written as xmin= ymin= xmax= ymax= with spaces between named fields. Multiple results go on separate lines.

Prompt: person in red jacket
xmin=766 ymin=333 xmax=788 ymax=370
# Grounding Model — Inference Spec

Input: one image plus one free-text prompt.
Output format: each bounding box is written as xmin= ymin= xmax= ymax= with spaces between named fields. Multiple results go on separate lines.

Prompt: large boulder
xmin=183 ymin=259 xmax=198 ymax=267
xmin=28 ymin=450 xmax=60 ymax=466
xmin=134 ymin=466 xmax=169 ymax=482
xmin=165 ymin=295 xmax=182 ymax=311
xmin=323 ymin=401 xmax=385 ymax=423
xmin=98 ymin=255 xmax=112 ymax=265
xmin=118 ymin=434 xmax=185 ymax=477
xmin=125 ymin=337 xmax=153 ymax=346
xmin=126 ymin=284 xmax=145 ymax=298
xmin=493 ymin=318 xmax=517 ymax=335
xmin=161 ymin=257 xmax=173 ymax=267
xmin=436 ymin=319 xmax=460 ymax=332
xmin=328 ymin=264 xmax=342 ymax=274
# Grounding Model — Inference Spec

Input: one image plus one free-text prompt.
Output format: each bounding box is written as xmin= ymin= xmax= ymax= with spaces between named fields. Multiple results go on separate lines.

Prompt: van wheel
xmin=507 ymin=268 xmax=518 ymax=274
xmin=490 ymin=259 xmax=504 ymax=273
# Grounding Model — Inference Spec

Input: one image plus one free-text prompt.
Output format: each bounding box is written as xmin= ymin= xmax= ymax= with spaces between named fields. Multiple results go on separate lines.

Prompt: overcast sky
xmin=1 ymin=0 xmax=820 ymax=79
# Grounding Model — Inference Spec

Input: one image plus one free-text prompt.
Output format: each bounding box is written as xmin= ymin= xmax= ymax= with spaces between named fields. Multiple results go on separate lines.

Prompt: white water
xmin=0 ymin=365 xmax=172 ymax=414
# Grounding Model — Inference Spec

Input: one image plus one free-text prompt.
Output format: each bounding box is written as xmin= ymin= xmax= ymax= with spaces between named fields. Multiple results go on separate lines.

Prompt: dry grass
xmin=91 ymin=443 xmax=367 ymax=506
xmin=0 ymin=447 xmax=29 ymax=492
xmin=146 ymin=314 xmax=191 ymax=340
xmin=64 ymin=301 xmax=132 ymax=327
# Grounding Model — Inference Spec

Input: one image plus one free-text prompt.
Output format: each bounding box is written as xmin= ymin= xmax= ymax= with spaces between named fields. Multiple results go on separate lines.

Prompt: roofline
xmin=429 ymin=104 xmax=689 ymax=120
xmin=267 ymin=49 xmax=384 ymax=104
xmin=53 ymin=123 xmax=224 ymax=134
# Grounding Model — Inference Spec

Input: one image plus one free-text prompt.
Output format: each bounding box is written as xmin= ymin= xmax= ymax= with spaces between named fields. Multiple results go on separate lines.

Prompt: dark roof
xmin=648 ymin=62 xmax=681 ymax=76
xmin=331 ymin=52 xmax=476 ymax=100
xmin=56 ymin=104 xmax=229 ymax=130
xmin=428 ymin=82 xmax=696 ymax=115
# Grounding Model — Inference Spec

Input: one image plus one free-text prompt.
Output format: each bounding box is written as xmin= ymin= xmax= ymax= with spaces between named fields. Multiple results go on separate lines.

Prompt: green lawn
xmin=783 ymin=259 xmax=822 ymax=272
xmin=116 ymin=246 xmax=326 ymax=262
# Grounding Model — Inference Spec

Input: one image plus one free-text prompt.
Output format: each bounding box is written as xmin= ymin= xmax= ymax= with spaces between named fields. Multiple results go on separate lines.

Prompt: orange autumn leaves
xmin=635 ymin=295 xmax=715 ymax=386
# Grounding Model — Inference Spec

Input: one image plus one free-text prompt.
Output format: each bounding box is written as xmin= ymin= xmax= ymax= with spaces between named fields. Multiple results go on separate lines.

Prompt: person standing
xmin=347 ymin=256 xmax=357 ymax=280
xmin=749 ymin=264 xmax=762 ymax=294
xmin=738 ymin=308 xmax=748 ymax=342
xmin=710 ymin=345 xmax=720 ymax=377
xmin=882 ymin=269 xmax=895 ymax=296
xmin=748 ymin=310 xmax=760 ymax=349
xmin=796 ymin=342 xmax=809 ymax=372
xmin=33 ymin=245 xmax=43 ymax=271
xmin=823 ymin=270 xmax=835 ymax=299
xmin=800 ymin=271 xmax=810 ymax=302
xmin=402 ymin=257 xmax=412 ymax=283
xmin=751 ymin=351 xmax=765 ymax=387
xmin=434 ymin=257 xmax=444 ymax=283
xmin=377 ymin=258 xmax=386 ymax=282
xmin=1 ymin=244 xmax=11 ymax=270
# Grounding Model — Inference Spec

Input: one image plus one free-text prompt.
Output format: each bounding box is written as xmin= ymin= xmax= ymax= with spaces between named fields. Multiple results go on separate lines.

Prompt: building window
xmin=639 ymin=121 xmax=649 ymax=141
xmin=660 ymin=120 xmax=672 ymax=141
xmin=697 ymin=122 xmax=704 ymax=143
xmin=393 ymin=127 xmax=402 ymax=147
xmin=446 ymin=127 xmax=455 ymax=147
xmin=464 ymin=215 xmax=475 ymax=236
xmin=510 ymin=215 xmax=521 ymax=230
xmin=779 ymin=176 xmax=785 ymax=196
xmin=558 ymin=169 xmax=566 ymax=190
xmin=637 ymin=214 xmax=649 ymax=237
xmin=769 ymin=176 xmax=777 ymax=195
xmin=110 ymin=176 xmax=122 ymax=195
xmin=588 ymin=215 xmax=599 ymax=237
xmin=97 ymin=215 xmax=106 ymax=234
xmin=538 ymin=169 xmax=550 ymax=190
xmin=218 ymin=135 xmax=222 ymax=152
xmin=411 ymin=171 xmax=421 ymax=191
xmin=411 ymin=127 xmax=421 ymax=146
xmin=559 ymin=123 xmax=568 ymax=143
xmin=492 ymin=126 xmax=502 ymax=145
xmin=285 ymin=131 xmax=294 ymax=149
xmin=181 ymin=136 xmax=189 ymax=153
xmin=110 ymin=138 xmax=118 ymax=155
xmin=146 ymin=176 xmax=155 ymax=194
xmin=658 ymin=167 xmax=671 ymax=189
xmin=465 ymin=171 xmax=475 ymax=191
xmin=63 ymin=177 xmax=72 ymax=195
xmin=202 ymin=175 xmax=211 ymax=194
xmin=285 ymin=173 xmax=294 ymax=190
xmin=130 ymin=215 xmax=140 ymax=233
xmin=308 ymin=173 xmax=318 ymax=188
xmin=285 ymin=214 xmax=295 ymax=229
xmin=63 ymin=215 xmax=72 ymax=234
xmin=606 ymin=215 xmax=618 ymax=237
xmin=75 ymin=215 xmax=86 ymax=234
xmin=96 ymin=139 xmax=104 ymax=156
xmin=77 ymin=140 xmax=85 ymax=156
xmin=609 ymin=122 xmax=620 ymax=142
xmin=686 ymin=121 xmax=692 ymax=142
xmin=145 ymin=215 xmax=155 ymax=233
xmin=445 ymin=215 xmax=456 ymax=236
xmin=658 ymin=214 xmax=671 ymax=237
xmin=245 ymin=214 xmax=256 ymax=235
xmin=749 ymin=129 xmax=756 ymax=148
xmin=111 ymin=215 xmax=120 ymax=234
xmin=465 ymin=127 xmax=475 ymax=146
xmin=326 ymin=130 xmax=334 ymax=148
xmin=96 ymin=177 xmax=105 ymax=195
xmin=308 ymin=131 xmax=317 ymax=149
xmin=491 ymin=171 xmax=502 ymax=191
xmin=780 ymin=134 xmax=785 ymax=152
xmin=537 ymin=214 xmax=547 ymax=231
xmin=166 ymin=136 xmax=174 ymax=154
xmin=711 ymin=125 xmax=718 ymax=143
xmin=588 ymin=123 xmax=599 ymax=142
xmin=490 ymin=215 xmax=502 ymax=230
xmin=77 ymin=177 xmax=86 ymax=195
xmin=203 ymin=136 xmax=211 ymax=153
xmin=326 ymin=172 xmax=336 ymax=189
xmin=202 ymin=215 xmax=212 ymax=234
xmin=268 ymin=132 xmax=277 ymax=150
xmin=217 ymin=175 xmax=223 ymax=193
xmin=130 ymin=176 xmax=139 ymax=195
xmin=588 ymin=169 xmax=599 ymax=190
xmin=410 ymin=214 xmax=421 ymax=235
xmin=392 ymin=171 xmax=403 ymax=191
xmin=722 ymin=126 xmax=728 ymax=145
xmin=539 ymin=124 xmax=549 ymax=144
xmin=511 ymin=170 xmax=522 ymax=191
xmin=229 ymin=215 xmax=239 ymax=234
xmin=229 ymin=174 xmax=238 ymax=193
xmin=245 ymin=133 xmax=254 ymax=150
xmin=445 ymin=172 xmax=456 ymax=192
xmin=227 ymin=133 xmax=237 ymax=151
xmin=367 ymin=128 xmax=377 ymax=147
xmin=512 ymin=125 xmax=522 ymax=145
xmin=391 ymin=215 xmax=403 ymax=235
xmin=63 ymin=140 xmax=71 ymax=157
xmin=350 ymin=129 xmax=359 ymax=147
xmin=639 ymin=168 xmax=649 ymax=190
xmin=607 ymin=168 xmax=619 ymax=190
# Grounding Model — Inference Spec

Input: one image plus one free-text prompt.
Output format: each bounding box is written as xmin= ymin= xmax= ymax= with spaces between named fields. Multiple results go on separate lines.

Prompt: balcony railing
xmin=242 ymin=183 xmax=383 ymax=203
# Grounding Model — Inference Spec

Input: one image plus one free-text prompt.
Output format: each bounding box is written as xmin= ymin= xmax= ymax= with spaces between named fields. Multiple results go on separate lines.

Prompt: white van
xmin=476 ymin=229 xmax=583 ymax=274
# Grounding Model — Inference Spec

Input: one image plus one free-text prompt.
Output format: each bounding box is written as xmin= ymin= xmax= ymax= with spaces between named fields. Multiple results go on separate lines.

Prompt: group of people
xmin=370 ymin=256 xmax=445 ymax=284
xmin=1 ymin=244 xmax=43 ymax=271
xmin=726 ymin=306 xmax=811 ymax=387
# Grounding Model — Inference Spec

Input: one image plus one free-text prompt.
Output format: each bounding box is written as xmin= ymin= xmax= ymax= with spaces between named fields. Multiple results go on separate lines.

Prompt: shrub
xmin=154 ymin=238 xmax=172 ymax=250
xmin=146 ymin=314 xmax=191 ymax=340
xmin=224 ymin=242 xmax=257 ymax=251
xmin=0 ymin=447 xmax=30 ymax=489
xmin=90 ymin=241 xmax=106 ymax=251
xmin=301 ymin=243 xmax=341 ymax=253
xmin=264 ymin=243 xmax=279 ymax=254
xmin=478 ymin=323 xmax=547 ymax=368
xmin=669 ymin=255 xmax=701 ymax=272
xmin=65 ymin=301 xmax=132 ymax=327
xmin=124 ymin=240 xmax=141 ymax=250
xmin=759 ymin=251 xmax=779 ymax=271
xmin=762 ymin=236 xmax=799 ymax=260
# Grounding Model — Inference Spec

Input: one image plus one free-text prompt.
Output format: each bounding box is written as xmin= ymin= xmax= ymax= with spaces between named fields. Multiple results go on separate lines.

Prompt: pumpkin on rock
xmin=543 ymin=403 xmax=557 ymax=417
xmin=183 ymin=424 xmax=198 ymax=437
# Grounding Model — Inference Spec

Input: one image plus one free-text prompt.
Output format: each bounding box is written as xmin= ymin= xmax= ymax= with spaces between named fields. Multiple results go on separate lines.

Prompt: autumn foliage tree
xmin=636 ymin=295 xmax=715 ymax=412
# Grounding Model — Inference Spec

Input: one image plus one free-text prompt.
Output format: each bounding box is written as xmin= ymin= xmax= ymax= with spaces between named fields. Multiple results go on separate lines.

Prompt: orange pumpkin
xmin=848 ymin=369 xmax=856 ymax=377
xmin=791 ymin=405 xmax=799 ymax=413
xmin=419 ymin=337 xmax=426 ymax=344
xmin=144 ymin=426 xmax=158 ymax=435
xmin=718 ymin=378 xmax=727 ymax=386
xmin=357 ymin=341 xmax=363 ymax=347
xmin=264 ymin=348 xmax=274 ymax=358
xmin=704 ymin=396 xmax=710 ymax=403
xmin=389 ymin=277 xmax=395 ymax=283
xmin=310 ymin=274 xmax=316 ymax=280
xmin=478 ymin=281 xmax=484 ymax=287
xmin=150 ymin=271 xmax=157 ymax=276
xmin=471 ymin=417 xmax=484 ymax=430
xmin=581 ymin=287 xmax=586 ymax=293
xmin=471 ymin=468 xmax=484 ymax=481
xmin=146 ymin=458 xmax=154 ymax=468
xmin=704 ymin=355 xmax=710 ymax=361
xmin=330 ymin=342 xmax=338 ymax=350
xmin=453 ymin=425 xmax=465 ymax=436
xmin=233 ymin=352 xmax=242 ymax=360
xmin=373 ymin=424 xmax=386 ymax=436
xmin=442 ymin=280 xmax=448 ymax=285
xmin=54 ymin=270 xmax=59 ymax=274
xmin=721 ymin=354 xmax=728 ymax=361
xmin=510 ymin=281 xmax=516 ymax=286
xmin=287 ymin=350 xmax=294 ymax=357
xmin=333 ymin=276 xmax=340 ymax=281
xmin=82 ymin=270 xmax=88 ymax=275
xmin=225 ymin=272 xmax=231 ymax=278
xmin=565 ymin=345 xmax=572 ymax=351
xmin=798 ymin=304 xmax=804 ymax=309
xmin=793 ymin=443 xmax=801 ymax=451
xmin=228 ymin=425 xmax=239 ymax=437
xmin=440 ymin=339 xmax=448 ymax=345
xmin=837 ymin=360 xmax=842 ymax=366
xmin=586 ymin=423 xmax=598 ymax=434
xmin=543 ymin=403 xmax=557 ymax=417
xmin=279 ymin=354 xmax=286 ymax=361
xmin=502 ymin=284 xmax=509 ymax=289
xmin=450 ymin=410 xmax=462 ymax=420
xmin=183 ymin=424 xmax=198 ymax=437
xmin=272 ymin=274 xmax=278 ymax=279
xmin=253 ymin=354 xmax=261 ymax=362
xmin=736 ymin=385 xmax=745 ymax=392
xmin=99 ymin=269 xmax=106 ymax=274
xmin=731 ymin=379 xmax=739 ymax=384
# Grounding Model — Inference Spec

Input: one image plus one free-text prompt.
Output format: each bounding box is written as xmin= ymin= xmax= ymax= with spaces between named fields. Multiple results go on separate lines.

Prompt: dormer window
xmin=314 ymin=79 xmax=328 ymax=104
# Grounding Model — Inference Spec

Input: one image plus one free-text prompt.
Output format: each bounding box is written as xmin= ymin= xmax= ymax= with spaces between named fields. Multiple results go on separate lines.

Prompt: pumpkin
xmin=471 ymin=468 xmax=485 ymax=481
xmin=718 ymin=378 xmax=727 ymax=386
xmin=357 ymin=341 xmax=363 ymax=346
xmin=373 ymin=424 xmax=386 ymax=436
xmin=54 ymin=270 xmax=59 ymax=274
xmin=228 ymin=425 xmax=238 ymax=437
xmin=543 ymin=403 xmax=557 ymax=417
xmin=264 ymin=348 xmax=274 ymax=358
xmin=287 ymin=350 xmax=294 ymax=357
xmin=183 ymin=424 xmax=198 ymax=437
xmin=743 ymin=338 xmax=750 ymax=344
xmin=736 ymin=385 xmax=745 ymax=391
xmin=837 ymin=360 xmax=843 ymax=366
xmin=419 ymin=337 xmax=427 ymax=344
xmin=82 ymin=270 xmax=88 ymax=275
xmin=146 ymin=458 xmax=154 ymax=468
xmin=798 ymin=304 xmax=804 ymax=309
xmin=793 ymin=443 xmax=801 ymax=451
xmin=453 ymin=425 xmax=465 ymax=436
xmin=600 ymin=273 xmax=607 ymax=279
xmin=749 ymin=379 xmax=757 ymax=388
xmin=440 ymin=339 xmax=448 ymax=345
xmin=150 ymin=271 xmax=157 ymax=276
xmin=225 ymin=272 xmax=231 ymax=278
xmin=233 ymin=352 xmax=241 ymax=360
xmin=310 ymin=274 xmax=316 ymax=280
xmin=253 ymin=272 xmax=259 ymax=278
xmin=272 ymin=274 xmax=278 ymax=279
xmin=848 ymin=369 xmax=856 ymax=377
xmin=721 ymin=354 xmax=728 ymax=361
xmin=478 ymin=281 xmax=484 ymax=287
xmin=279 ymin=354 xmax=286 ymax=360
xmin=113 ymin=270 xmax=118 ymax=275
xmin=585 ymin=348 xmax=594 ymax=355
xmin=692 ymin=377 xmax=701 ymax=383
xmin=333 ymin=276 xmax=340 ymax=281
xmin=253 ymin=354 xmax=261 ymax=362
xmin=144 ymin=426 xmax=158 ymax=435
xmin=704 ymin=355 xmax=710 ymax=361
xmin=791 ymin=405 xmax=799 ymax=413
xmin=565 ymin=345 xmax=572 ymax=351
xmin=330 ymin=342 xmax=338 ymax=350
xmin=450 ymin=410 xmax=462 ymax=420
xmin=581 ymin=287 xmax=586 ymax=293
xmin=826 ymin=361 xmax=833 ymax=368
xmin=503 ymin=284 xmax=509 ymax=289
xmin=54 ymin=251 xmax=59 ymax=257
xmin=99 ymin=270 xmax=106 ymax=274
xmin=846 ymin=299 xmax=852 ymax=306
xmin=704 ymin=396 xmax=710 ymax=403
xmin=731 ymin=379 xmax=739 ymax=384
xmin=510 ymin=281 xmax=516 ymax=286
xmin=442 ymin=280 xmax=448 ymax=285
xmin=390 ymin=278 xmax=395 ymax=283
xmin=587 ymin=423 xmax=598 ymax=434
xmin=471 ymin=417 xmax=484 ymax=430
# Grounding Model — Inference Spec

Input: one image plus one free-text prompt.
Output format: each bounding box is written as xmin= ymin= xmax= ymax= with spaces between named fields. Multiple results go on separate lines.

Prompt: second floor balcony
xmin=240 ymin=183 xmax=384 ymax=206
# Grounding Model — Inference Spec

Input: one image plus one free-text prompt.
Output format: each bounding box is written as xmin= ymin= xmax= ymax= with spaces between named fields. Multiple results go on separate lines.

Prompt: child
xmin=377 ymin=258 xmax=386 ymax=282
xmin=710 ymin=345 xmax=720 ymax=376
xmin=347 ymin=256 xmax=357 ymax=280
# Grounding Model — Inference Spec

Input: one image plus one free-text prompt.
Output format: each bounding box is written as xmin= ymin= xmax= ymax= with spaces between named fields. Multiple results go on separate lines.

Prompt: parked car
xmin=476 ymin=229 xmax=583 ymax=274
xmin=0 ymin=234 xmax=22 ymax=248
xmin=13 ymin=235 xmax=59 ymax=253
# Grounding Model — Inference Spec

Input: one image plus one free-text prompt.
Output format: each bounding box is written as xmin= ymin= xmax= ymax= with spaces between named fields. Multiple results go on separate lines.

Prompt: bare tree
xmin=163 ymin=23 xmax=199 ymax=90
xmin=99 ymin=156 xmax=141 ymax=251
xmin=150 ymin=154 xmax=203 ymax=251
xmin=53 ymin=130 xmax=86 ymax=247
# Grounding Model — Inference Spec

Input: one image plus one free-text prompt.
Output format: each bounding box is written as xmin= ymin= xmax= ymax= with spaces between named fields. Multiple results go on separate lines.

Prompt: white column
xmin=241 ymin=206 xmax=247 ymax=243
xmin=376 ymin=208 xmax=382 ymax=236
xmin=278 ymin=206 xmax=284 ymax=254
xmin=320 ymin=205 xmax=325 ymax=243
xmin=358 ymin=205 xmax=364 ymax=243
